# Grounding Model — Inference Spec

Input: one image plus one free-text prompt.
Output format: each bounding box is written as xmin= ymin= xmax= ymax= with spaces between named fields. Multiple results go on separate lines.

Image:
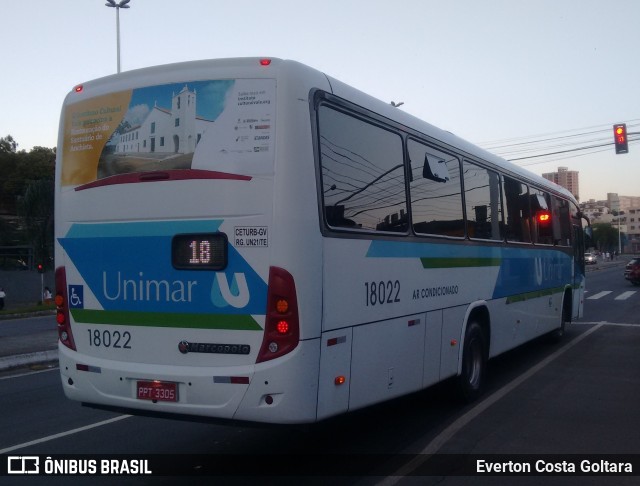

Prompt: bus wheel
xmin=456 ymin=321 xmax=487 ymax=402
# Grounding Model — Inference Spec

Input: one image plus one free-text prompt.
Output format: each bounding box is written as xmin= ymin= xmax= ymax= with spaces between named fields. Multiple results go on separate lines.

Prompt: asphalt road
xmin=1 ymin=260 xmax=639 ymax=484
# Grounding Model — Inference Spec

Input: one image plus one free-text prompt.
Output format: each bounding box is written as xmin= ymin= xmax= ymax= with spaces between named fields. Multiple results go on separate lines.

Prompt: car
xmin=584 ymin=252 xmax=597 ymax=265
xmin=624 ymin=258 xmax=640 ymax=285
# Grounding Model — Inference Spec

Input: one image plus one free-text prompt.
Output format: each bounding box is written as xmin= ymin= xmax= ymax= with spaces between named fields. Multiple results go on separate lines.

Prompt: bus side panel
xmin=440 ymin=306 xmax=466 ymax=381
xmin=573 ymin=274 xmax=585 ymax=319
xmin=486 ymin=299 xmax=509 ymax=358
xmin=317 ymin=328 xmax=353 ymax=420
xmin=537 ymin=290 xmax=564 ymax=334
xmin=423 ymin=310 xmax=443 ymax=388
xmin=574 ymin=281 xmax=585 ymax=319
xmin=348 ymin=314 xmax=425 ymax=411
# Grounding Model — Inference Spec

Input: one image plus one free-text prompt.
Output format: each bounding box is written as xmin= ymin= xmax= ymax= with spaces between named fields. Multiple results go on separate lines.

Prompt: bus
xmin=54 ymin=57 xmax=587 ymax=424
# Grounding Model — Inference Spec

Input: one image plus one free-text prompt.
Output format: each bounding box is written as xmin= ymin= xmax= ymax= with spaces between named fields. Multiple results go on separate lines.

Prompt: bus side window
xmin=408 ymin=140 xmax=464 ymax=238
xmin=462 ymin=160 xmax=503 ymax=241
xmin=530 ymin=188 xmax=553 ymax=245
xmin=318 ymin=105 xmax=407 ymax=233
xmin=551 ymin=196 xmax=571 ymax=246
xmin=502 ymin=177 xmax=531 ymax=243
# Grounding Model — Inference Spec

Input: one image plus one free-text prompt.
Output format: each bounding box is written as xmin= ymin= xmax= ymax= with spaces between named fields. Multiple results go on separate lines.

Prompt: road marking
xmin=378 ymin=322 xmax=605 ymax=485
xmin=615 ymin=291 xmax=636 ymax=301
xmin=587 ymin=291 xmax=612 ymax=300
xmin=575 ymin=320 xmax=640 ymax=328
xmin=0 ymin=366 xmax=58 ymax=381
xmin=0 ymin=415 xmax=132 ymax=454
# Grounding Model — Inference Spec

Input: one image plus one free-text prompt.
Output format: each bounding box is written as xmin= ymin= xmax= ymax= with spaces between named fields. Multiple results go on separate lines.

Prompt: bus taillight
xmin=55 ymin=266 xmax=77 ymax=351
xmin=256 ymin=267 xmax=299 ymax=363
xmin=537 ymin=210 xmax=551 ymax=224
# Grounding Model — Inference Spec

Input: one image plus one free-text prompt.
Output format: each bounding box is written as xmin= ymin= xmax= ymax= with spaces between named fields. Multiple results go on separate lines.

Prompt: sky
xmin=1 ymin=0 xmax=638 ymax=202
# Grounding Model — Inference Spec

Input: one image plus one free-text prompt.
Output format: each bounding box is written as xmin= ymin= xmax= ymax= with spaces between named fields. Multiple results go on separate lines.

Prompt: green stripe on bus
xmin=70 ymin=309 xmax=263 ymax=330
xmin=420 ymin=257 xmax=501 ymax=269
xmin=506 ymin=286 xmax=565 ymax=304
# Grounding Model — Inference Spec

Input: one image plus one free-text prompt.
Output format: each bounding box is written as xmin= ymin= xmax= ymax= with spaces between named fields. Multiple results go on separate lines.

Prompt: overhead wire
xmin=476 ymin=120 xmax=640 ymax=166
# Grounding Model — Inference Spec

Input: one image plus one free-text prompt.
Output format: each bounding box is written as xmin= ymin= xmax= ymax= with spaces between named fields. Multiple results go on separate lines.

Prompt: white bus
xmin=54 ymin=58 xmax=586 ymax=424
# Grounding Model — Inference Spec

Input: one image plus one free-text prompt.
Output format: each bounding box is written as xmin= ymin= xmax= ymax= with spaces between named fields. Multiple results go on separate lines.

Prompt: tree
xmin=591 ymin=223 xmax=619 ymax=253
xmin=17 ymin=179 xmax=54 ymax=269
xmin=1 ymin=138 xmax=54 ymax=219
xmin=0 ymin=135 xmax=20 ymax=226
xmin=0 ymin=137 xmax=56 ymax=265
xmin=0 ymin=135 xmax=18 ymax=154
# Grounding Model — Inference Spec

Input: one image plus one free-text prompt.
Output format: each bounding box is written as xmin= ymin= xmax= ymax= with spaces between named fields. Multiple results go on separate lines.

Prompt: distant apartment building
xmin=542 ymin=167 xmax=579 ymax=200
xmin=607 ymin=193 xmax=640 ymax=213
xmin=625 ymin=207 xmax=640 ymax=253
xmin=581 ymin=193 xmax=640 ymax=253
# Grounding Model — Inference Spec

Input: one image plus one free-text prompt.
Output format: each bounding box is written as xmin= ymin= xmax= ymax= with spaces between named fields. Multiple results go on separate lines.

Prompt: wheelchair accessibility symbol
xmin=68 ymin=285 xmax=84 ymax=309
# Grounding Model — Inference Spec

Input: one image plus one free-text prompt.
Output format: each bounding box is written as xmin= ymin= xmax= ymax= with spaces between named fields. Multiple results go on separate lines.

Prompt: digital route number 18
xmin=189 ymin=239 xmax=211 ymax=264
xmin=172 ymin=233 xmax=226 ymax=270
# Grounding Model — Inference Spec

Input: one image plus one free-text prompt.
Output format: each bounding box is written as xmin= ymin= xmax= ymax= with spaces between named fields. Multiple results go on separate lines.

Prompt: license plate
xmin=136 ymin=380 xmax=178 ymax=402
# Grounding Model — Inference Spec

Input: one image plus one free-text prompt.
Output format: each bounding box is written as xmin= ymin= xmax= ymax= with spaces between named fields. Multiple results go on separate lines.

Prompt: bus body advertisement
xmin=54 ymin=58 xmax=586 ymax=424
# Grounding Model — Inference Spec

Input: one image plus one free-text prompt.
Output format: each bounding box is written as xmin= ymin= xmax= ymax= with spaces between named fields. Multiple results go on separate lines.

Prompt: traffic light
xmin=37 ymin=263 xmax=44 ymax=273
xmin=613 ymin=123 xmax=628 ymax=154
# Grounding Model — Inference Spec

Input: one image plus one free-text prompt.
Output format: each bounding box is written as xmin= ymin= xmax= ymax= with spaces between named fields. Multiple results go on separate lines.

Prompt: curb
xmin=0 ymin=349 xmax=58 ymax=371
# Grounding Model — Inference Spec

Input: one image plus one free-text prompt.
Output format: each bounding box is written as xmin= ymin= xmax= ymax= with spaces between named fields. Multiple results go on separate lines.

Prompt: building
xmin=115 ymin=85 xmax=213 ymax=155
xmin=607 ymin=193 xmax=640 ymax=214
xmin=542 ymin=167 xmax=579 ymax=201
xmin=580 ymin=194 xmax=640 ymax=253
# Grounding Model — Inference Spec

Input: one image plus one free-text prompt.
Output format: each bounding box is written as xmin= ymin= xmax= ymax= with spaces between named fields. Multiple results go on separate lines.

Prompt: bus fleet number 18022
xmin=87 ymin=329 xmax=132 ymax=349
xmin=364 ymin=280 xmax=401 ymax=307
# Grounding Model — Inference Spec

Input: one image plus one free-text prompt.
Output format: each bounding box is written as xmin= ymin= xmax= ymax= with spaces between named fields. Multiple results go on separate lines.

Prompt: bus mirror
xmin=531 ymin=193 xmax=548 ymax=211
xmin=583 ymin=226 xmax=593 ymax=248
xmin=584 ymin=226 xmax=593 ymax=239
xmin=423 ymin=155 xmax=449 ymax=183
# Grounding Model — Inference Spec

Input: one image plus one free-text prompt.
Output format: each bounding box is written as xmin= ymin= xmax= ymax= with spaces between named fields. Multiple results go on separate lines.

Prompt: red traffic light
xmin=37 ymin=263 xmax=44 ymax=273
xmin=613 ymin=123 xmax=628 ymax=154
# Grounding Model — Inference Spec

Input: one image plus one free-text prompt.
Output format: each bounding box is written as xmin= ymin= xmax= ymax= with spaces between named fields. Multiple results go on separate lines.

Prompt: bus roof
xmin=64 ymin=56 xmax=576 ymax=204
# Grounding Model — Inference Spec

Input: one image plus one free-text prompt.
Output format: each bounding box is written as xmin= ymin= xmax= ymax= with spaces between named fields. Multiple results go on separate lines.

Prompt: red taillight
xmin=74 ymin=84 xmax=83 ymax=93
xmin=55 ymin=266 xmax=76 ymax=351
xmin=276 ymin=320 xmax=289 ymax=334
xmin=256 ymin=267 xmax=299 ymax=363
xmin=259 ymin=59 xmax=272 ymax=66
xmin=537 ymin=210 xmax=551 ymax=224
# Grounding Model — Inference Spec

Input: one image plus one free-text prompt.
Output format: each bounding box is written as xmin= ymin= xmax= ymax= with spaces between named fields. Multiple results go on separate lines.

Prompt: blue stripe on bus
xmin=64 ymin=220 xmax=223 ymax=238
xmin=58 ymin=221 xmax=267 ymax=316
xmin=366 ymin=240 xmax=573 ymax=300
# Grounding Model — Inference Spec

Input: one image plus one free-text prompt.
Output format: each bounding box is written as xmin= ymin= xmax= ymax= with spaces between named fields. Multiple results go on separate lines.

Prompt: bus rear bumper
xmin=58 ymin=339 xmax=321 ymax=424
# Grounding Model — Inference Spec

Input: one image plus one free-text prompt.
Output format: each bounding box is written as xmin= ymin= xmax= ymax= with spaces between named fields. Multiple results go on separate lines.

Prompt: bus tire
xmin=456 ymin=321 xmax=487 ymax=402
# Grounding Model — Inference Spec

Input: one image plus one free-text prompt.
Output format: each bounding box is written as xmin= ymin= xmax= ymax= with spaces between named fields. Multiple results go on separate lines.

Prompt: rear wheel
xmin=456 ymin=321 xmax=487 ymax=402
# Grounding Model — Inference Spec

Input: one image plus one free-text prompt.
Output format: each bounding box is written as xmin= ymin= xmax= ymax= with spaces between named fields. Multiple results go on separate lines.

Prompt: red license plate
xmin=136 ymin=380 xmax=178 ymax=402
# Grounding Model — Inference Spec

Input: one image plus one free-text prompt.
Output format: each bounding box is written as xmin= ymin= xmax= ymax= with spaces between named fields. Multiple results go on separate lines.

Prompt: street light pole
xmin=105 ymin=0 xmax=131 ymax=73
xmin=618 ymin=217 xmax=622 ymax=254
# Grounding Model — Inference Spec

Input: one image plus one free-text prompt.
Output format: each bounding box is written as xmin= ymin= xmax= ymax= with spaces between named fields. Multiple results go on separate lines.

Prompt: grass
xmin=0 ymin=302 xmax=56 ymax=318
